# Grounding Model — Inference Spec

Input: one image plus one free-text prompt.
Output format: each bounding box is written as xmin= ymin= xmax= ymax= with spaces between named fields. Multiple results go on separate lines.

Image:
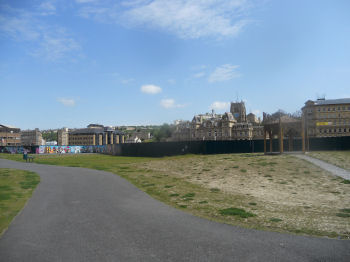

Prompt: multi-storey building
xmin=21 ymin=128 xmax=44 ymax=146
xmin=302 ymin=98 xmax=350 ymax=138
xmin=0 ymin=124 xmax=21 ymax=146
xmin=171 ymin=101 xmax=264 ymax=141
xmin=68 ymin=125 xmax=125 ymax=145
xmin=57 ymin=128 xmax=69 ymax=145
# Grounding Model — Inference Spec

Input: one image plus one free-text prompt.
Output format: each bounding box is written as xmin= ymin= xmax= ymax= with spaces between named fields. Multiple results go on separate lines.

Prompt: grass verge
xmin=0 ymin=168 xmax=40 ymax=236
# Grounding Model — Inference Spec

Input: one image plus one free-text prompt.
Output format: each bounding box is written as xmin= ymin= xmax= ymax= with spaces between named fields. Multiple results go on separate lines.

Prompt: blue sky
xmin=1 ymin=0 xmax=350 ymax=129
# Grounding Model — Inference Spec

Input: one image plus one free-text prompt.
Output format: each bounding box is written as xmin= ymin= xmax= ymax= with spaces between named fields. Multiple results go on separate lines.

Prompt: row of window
xmin=317 ymin=106 xmax=350 ymax=112
xmin=193 ymin=130 xmax=264 ymax=138
xmin=317 ymin=114 xmax=350 ymax=119
xmin=319 ymin=128 xmax=350 ymax=133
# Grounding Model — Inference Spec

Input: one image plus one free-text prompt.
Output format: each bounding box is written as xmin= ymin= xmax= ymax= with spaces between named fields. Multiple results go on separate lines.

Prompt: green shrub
xmin=219 ymin=207 xmax=255 ymax=218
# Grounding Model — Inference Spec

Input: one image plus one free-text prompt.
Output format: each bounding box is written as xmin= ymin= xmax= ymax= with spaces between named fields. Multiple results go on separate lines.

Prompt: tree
xmin=152 ymin=124 xmax=174 ymax=142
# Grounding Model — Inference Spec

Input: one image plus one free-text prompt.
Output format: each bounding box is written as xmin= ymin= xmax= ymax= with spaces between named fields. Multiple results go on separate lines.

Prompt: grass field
xmin=308 ymin=151 xmax=350 ymax=171
xmin=1 ymin=153 xmax=349 ymax=238
xmin=0 ymin=168 xmax=40 ymax=235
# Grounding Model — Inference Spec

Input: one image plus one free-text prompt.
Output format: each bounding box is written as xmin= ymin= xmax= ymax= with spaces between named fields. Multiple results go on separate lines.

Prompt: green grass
xmin=0 ymin=168 xmax=40 ymax=235
xmin=182 ymin=193 xmax=195 ymax=198
xmin=336 ymin=213 xmax=350 ymax=218
xmin=219 ymin=207 xmax=256 ymax=218
xmin=270 ymin=218 xmax=283 ymax=222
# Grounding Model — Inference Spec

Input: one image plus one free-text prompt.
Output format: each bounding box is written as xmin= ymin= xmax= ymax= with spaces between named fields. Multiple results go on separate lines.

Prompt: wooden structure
xmin=262 ymin=112 xmax=305 ymax=154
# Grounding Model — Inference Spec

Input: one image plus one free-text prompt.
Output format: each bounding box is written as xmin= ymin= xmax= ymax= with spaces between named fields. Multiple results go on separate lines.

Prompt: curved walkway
xmin=295 ymin=154 xmax=350 ymax=181
xmin=0 ymin=159 xmax=349 ymax=262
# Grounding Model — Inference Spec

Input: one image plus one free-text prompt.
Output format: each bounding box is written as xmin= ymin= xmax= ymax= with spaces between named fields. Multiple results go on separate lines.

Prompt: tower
xmin=230 ymin=101 xmax=247 ymax=123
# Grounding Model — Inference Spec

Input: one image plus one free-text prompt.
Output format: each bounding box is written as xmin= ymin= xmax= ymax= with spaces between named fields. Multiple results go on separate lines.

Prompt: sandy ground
xmin=134 ymin=153 xmax=350 ymax=237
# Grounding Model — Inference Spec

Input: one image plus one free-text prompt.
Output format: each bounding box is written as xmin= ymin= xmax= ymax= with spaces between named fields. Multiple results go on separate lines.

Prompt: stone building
xmin=0 ymin=124 xmax=21 ymax=146
xmin=230 ymin=101 xmax=247 ymax=123
xmin=302 ymin=98 xmax=350 ymax=138
xmin=68 ymin=125 xmax=125 ymax=146
xmin=21 ymin=128 xmax=44 ymax=146
xmin=57 ymin=128 xmax=69 ymax=145
xmin=172 ymin=101 xmax=264 ymax=141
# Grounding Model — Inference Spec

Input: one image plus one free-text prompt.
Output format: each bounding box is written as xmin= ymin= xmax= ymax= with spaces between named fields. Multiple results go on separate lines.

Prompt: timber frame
xmin=262 ymin=112 xmax=305 ymax=154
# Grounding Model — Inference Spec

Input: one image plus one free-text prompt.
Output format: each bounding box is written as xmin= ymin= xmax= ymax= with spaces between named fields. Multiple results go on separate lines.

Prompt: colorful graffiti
xmin=0 ymin=146 xmax=25 ymax=154
xmin=36 ymin=145 xmax=107 ymax=154
xmin=1 ymin=145 xmax=107 ymax=154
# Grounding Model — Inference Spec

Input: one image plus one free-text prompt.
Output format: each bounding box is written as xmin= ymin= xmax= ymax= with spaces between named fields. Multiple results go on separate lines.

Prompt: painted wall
xmin=0 ymin=145 xmax=106 ymax=154
xmin=37 ymin=145 xmax=106 ymax=154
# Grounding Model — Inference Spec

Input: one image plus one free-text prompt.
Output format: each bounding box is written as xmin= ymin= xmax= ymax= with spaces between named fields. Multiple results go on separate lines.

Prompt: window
xmin=345 ymin=129 xmax=347 ymax=132
xmin=339 ymin=128 xmax=342 ymax=132
xmin=338 ymin=107 xmax=340 ymax=110
xmin=343 ymin=106 xmax=345 ymax=110
xmin=317 ymin=108 xmax=320 ymax=112
xmin=328 ymin=108 xmax=330 ymax=111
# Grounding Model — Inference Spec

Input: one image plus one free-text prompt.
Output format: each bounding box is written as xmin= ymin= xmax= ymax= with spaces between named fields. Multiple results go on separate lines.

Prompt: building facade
xmin=302 ymin=98 xmax=350 ymax=138
xmin=21 ymin=128 xmax=44 ymax=146
xmin=57 ymin=128 xmax=69 ymax=145
xmin=171 ymin=101 xmax=264 ymax=141
xmin=0 ymin=124 xmax=21 ymax=146
xmin=68 ymin=125 xmax=125 ymax=146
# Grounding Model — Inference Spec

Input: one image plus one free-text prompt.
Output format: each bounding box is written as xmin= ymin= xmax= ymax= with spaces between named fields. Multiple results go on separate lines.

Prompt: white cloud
xmin=77 ymin=0 xmax=253 ymax=39
xmin=210 ymin=101 xmax=230 ymax=111
xmin=141 ymin=84 xmax=162 ymax=94
xmin=32 ymin=32 xmax=81 ymax=61
xmin=208 ymin=64 xmax=241 ymax=83
xmin=39 ymin=1 xmax=56 ymax=16
xmin=0 ymin=6 xmax=81 ymax=62
xmin=121 ymin=78 xmax=134 ymax=84
xmin=76 ymin=0 xmax=98 ymax=3
xmin=160 ymin=99 xmax=185 ymax=109
xmin=57 ymin=98 xmax=76 ymax=107
xmin=193 ymin=72 xmax=205 ymax=78
xmin=167 ymin=79 xmax=176 ymax=84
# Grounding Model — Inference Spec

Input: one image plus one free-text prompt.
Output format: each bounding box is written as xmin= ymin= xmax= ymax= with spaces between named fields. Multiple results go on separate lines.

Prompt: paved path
xmin=0 ymin=159 xmax=349 ymax=262
xmin=294 ymin=154 xmax=350 ymax=180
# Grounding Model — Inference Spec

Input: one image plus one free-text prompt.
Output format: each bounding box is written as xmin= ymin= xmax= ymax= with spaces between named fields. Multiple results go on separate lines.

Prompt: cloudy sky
xmin=1 ymin=0 xmax=350 ymax=129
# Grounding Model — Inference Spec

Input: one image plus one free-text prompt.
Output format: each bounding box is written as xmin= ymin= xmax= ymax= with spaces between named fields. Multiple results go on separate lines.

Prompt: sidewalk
xmin=294 ymin=154 xmax=350 ymax=181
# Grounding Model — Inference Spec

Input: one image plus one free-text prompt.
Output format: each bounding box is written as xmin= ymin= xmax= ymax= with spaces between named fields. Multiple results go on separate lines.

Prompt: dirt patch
xmin=131 ymin=153 xmax=350 ymax=238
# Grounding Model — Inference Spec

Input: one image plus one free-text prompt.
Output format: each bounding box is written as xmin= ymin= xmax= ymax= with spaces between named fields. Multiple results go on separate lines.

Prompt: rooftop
xmin=313 ymin=98 xmax=350 ymax=105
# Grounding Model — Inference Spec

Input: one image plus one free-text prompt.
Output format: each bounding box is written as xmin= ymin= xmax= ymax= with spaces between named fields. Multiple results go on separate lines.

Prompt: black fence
xmin=2 ymin=136 xmax=349 ymax=157
xmin=104 ymin=136 xmax=350 ymax=157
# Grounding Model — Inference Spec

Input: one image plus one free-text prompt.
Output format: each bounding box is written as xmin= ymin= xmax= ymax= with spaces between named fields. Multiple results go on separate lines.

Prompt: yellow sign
xmin=316 ymin=122 xmax=332 ymax=126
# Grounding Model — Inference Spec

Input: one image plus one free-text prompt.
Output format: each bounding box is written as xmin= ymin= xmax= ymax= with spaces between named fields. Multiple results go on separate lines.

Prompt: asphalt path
xmin=0 ymin=158 xmax=349 ymax=262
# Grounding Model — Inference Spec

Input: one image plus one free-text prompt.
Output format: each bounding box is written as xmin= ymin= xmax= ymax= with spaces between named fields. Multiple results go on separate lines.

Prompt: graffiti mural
xmin=0 ymin=146 xmax=37 ymax=154
xmin=1 ymin=145 xmax=108 ymax=154
xmin=37 ymin=145 xmax=107 ymax=154
xmin=0 ymin=146 xmax=25 ymax=154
